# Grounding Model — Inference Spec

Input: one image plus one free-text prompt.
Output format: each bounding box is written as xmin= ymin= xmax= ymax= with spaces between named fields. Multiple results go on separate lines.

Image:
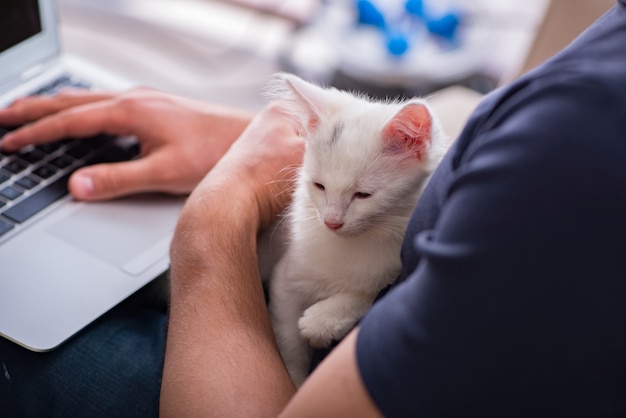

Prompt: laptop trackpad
xmin=47 ymin=195 xmax=182 ymax=275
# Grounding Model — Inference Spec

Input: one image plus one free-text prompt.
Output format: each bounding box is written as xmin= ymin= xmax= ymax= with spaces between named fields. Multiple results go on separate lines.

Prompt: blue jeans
xmin=0 ymin=274 xmax=168 ymax=417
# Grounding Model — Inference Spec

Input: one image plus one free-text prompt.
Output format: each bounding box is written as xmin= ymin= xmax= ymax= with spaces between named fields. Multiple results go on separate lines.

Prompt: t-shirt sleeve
xmin=356 ymin=76 xmax=626 ymax=416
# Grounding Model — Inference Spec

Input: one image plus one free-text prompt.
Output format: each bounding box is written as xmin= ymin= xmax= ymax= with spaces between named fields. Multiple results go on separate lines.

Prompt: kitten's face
xmin=269 ymin=72 xmax=439 ymax=237
xmin=302 ymin=138 xmax=424 ymax=238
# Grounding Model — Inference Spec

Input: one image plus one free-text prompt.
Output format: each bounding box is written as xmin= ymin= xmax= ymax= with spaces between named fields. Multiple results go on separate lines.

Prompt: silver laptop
xmin=0 ymin=0 xmax=185 ymax=351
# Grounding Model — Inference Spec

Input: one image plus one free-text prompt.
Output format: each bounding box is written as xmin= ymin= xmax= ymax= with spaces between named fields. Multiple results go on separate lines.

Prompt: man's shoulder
xmin=455 ymin=70 xmax=626 ymax=166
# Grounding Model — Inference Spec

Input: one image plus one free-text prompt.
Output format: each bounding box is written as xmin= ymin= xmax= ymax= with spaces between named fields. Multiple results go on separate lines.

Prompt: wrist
xmin=178 ymin=183 xmax=259 ymax=242
xmin=170 ymin=180 xmax=260 ymax=272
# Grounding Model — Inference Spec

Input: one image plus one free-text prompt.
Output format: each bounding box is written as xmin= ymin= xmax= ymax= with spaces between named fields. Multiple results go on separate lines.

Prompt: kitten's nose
xmin=324 ymin=221 xmax=344 ymax=231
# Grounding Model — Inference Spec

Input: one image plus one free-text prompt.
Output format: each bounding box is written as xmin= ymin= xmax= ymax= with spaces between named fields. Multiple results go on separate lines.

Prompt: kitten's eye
xmin=354 ymin=192 xmax=372 ymax=199
xmin=313 ymin=182 xmax=325 ymax=191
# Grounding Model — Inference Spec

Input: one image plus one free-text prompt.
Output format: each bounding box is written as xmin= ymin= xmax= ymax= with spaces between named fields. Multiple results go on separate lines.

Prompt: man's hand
xmin=162 ymin=101 xmax=304 ymax=417
xmin=0 ymin=88 xmax=254 ymax=200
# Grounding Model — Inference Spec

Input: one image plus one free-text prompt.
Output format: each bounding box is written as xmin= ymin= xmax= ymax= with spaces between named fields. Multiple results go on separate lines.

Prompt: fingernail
xmin=73 ymin=173 xmax=95 ymax=198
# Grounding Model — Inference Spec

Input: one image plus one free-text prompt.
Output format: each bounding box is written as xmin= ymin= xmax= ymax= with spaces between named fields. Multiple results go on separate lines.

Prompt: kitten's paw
xmin=298 ymin=319 xmax=333 ymax=348
xmin=298 ymin=315 xmax=333 ymax=348
xmin=298 ymin=304 xmax=353 ymax=348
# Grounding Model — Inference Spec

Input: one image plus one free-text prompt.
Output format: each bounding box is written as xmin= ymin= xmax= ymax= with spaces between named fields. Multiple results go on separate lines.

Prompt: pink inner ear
xmin=383 ymin=103 xmax=432 ymax=161
xmin=284 ymin=108 xmax=319 ymax=137
xmin=308 ymin=116 xmax=319 ymax=133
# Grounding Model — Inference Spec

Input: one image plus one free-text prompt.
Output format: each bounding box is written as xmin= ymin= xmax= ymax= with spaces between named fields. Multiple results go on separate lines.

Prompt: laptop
xmin=0 ymin=0 xmax=185 ymax=351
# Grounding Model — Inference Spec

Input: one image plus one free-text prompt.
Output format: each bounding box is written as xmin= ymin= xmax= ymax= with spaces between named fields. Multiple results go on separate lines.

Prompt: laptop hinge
xmin=20 ymin=63 xmax=47 ymax=82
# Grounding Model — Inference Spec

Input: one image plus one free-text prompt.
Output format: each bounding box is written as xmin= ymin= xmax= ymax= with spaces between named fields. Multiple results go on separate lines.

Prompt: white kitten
xmin=263 ymin=73 xmax=448 ymax=386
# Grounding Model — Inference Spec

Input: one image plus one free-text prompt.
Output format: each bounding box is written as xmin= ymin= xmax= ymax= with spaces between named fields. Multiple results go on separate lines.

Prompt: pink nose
xmin=324 ymin=221 xmax=343 ymax=231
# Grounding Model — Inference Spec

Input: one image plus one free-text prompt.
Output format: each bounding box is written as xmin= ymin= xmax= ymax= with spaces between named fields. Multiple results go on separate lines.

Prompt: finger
xmin=0 ymin=90 xmax=114 ymax=126
xmin=68 ymin=157 xmax=167 ymax=201
xmin=2 ymin=99 xmax=132 ymax=151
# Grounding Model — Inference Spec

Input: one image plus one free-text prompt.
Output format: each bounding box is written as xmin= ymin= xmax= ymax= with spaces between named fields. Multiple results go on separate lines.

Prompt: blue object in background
xmin=356 ymin=0 xmax=387 ymax=29
xmin=404 ymin=0 xmax=424 ymax=19
xmin=427 ymin=12 xmax=460 ymax=41
xmin=405 ymin=0 xmax=461 ymax=42
xmin=356 ymin=0 xmax=411 ymax=57
xmin=355 ymin=0 xmax=462 ymax=57
xmin=386 ymin=30 xmax=410 ymax=56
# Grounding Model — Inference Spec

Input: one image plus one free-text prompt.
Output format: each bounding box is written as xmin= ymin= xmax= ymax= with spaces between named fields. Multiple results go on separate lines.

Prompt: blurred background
xmin=57 ymin=0 xmax=612 ymax=111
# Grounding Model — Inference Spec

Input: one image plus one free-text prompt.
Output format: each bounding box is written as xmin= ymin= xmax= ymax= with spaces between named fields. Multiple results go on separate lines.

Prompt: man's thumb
xmin=70 ymin=171 xmax=97 ymax=200
xmin=69 ymin=161 xmax=153 ymax=201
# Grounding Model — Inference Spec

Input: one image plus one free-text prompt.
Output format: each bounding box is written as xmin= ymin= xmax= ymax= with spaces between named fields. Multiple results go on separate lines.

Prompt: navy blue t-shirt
xmin=357 ymin=2 xmax=626 ymax=416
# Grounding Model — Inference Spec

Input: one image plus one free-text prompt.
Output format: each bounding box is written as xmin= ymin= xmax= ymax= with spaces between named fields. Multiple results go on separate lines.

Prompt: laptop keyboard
xmin=0 ymin=76 xmax=139 ymax=238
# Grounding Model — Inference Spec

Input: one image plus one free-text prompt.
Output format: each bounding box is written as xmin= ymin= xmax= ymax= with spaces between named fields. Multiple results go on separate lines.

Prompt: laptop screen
xmin=0 ymin=0 xmax=42 ymax=53
xmin=0 ymin=0 xmax=59 ymax=97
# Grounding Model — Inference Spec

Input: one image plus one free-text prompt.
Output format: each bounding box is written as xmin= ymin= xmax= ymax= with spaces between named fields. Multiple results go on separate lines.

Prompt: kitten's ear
xmin=265 ymin=73 xmax=327 ymax=136
xmin=382 ymin=101 xmax=432 ymax=161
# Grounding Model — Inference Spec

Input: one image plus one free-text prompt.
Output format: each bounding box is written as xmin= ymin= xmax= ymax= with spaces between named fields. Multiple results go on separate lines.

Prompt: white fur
xmin=262 ymin=73 xmax=449 ymax=386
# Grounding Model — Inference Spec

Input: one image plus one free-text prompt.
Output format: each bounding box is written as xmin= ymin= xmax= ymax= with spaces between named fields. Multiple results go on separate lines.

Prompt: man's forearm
xmin=160 ymin=189 xmax=296 ymax=417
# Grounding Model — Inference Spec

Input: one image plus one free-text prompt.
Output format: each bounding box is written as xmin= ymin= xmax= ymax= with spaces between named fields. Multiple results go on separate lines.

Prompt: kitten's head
xmin=267 ymin=73 xmax=445 ymax=237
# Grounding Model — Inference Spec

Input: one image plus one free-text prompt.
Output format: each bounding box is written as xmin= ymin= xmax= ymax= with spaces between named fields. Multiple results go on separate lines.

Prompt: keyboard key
xmin=32 ymin=165 xmax=58 ymax=179
xmin=0 ymin=186 xmax=23 ymax=200
xmin=70 ymin=81 xmax=92 ymax=90
xmin=50 ymin=156 xmax=73 ymax=169
xmin=0 ymin=171 xmax=10 ymax=184
xmin=15 ymin=176 xmax=39 ymax=190
xmin=32 ymin=75 xmax=71 ymax=96
xmin=66 ymin=143 xmax=93 ymax=159
xmin=18 ymin=148 xmax=46 ymax=164
xmin=87 ymin=135 xmax=113 ymax=148
xmin=0 ymin=218 xmax=14 ymax=237
xmin=3 ymin=174 xmax=69 ymax=223
xmin=35 ymin=142 xmax=63 ymax=154
xmin=51 ymin=75 xmax=72 ymax=88
xmin=3 ymin=159 xmax=28 ymax=174
xmin=86 ymin=143 xmax=140 ymax=166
